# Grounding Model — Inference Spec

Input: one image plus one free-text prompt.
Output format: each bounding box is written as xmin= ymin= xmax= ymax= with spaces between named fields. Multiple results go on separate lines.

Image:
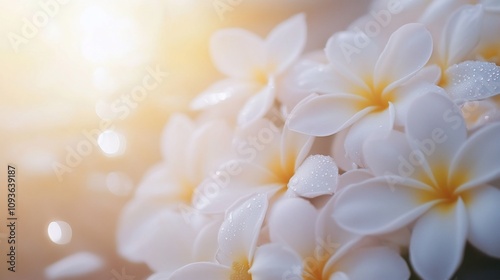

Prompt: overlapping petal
xmin=334 ymin=177 xmax=436 ymax=235
xmin=410 ymin=200 xmax=467 ymax=280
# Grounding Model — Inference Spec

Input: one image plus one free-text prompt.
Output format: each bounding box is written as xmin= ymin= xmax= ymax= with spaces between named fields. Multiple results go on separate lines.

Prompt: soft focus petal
xmin=335 ymin=247 xmax=410 ymax=280
xmin=217 ymin=193 xmax=268 ymax=265
xmin=211 ymin=29 xmax=266 ymax=79
xmin=268 ymin=197 xmax=317 ymax=257
xmin=169 ymin=262 xmax=230 ymax=280
xmin=190 ymin=79 xmax=257 ymax=110
xmin=187 ymin=120 xmax=233 ymax=182
xmin=289 ymin=155 xmax=338 ymax=198
xmin=410 ymin=200 xmax=467 ymax=280
xmin=439 ymin=5 xmax=483 ymax=66
xmin=266 ymin=13 xmax=307 ymax=74
xmin=334 ymin=177 xmax=436 ymax=235
xmin=445 ymin=61 xmax=500 ymax=102
xmin=452 ymin=123 xmax=500 ymax=192
xmin=325 ymin=31 xmax=379 ymax=81
xmin=237 ymin=81 xmax=276 ymax=126
xmin=45 ymin=252 xmax=103 ymax=280
xmin=375 ymin=23 xmax=433 ymax=91
xmin=288 ymin=94 xmax=373 ymax=137
xmin=118 ymin=206 xmax=196 ymax=272
xmin=249 ymin=243 xmax=302 ymax=280
xmin=344 ymin=103 xmax=395 ymax=167
xmin=406 ymin=92 xmax=467 ymax=173
xmin=337 ymin=169 xmax=373 ymax=191
xmin=467 ymin=186 xmax=500 ymax=258
xmin=160 ymin=114 xmax=194 ymax=166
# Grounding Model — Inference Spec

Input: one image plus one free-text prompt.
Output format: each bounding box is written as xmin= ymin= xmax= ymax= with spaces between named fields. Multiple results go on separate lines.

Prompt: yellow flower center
xmin=230 ymin=259 xmax=252 ymax=280
xmin=418 ymin=164 xmax=470 ymax=212
xmin=355 ymin=78 xmax=393 ymax=112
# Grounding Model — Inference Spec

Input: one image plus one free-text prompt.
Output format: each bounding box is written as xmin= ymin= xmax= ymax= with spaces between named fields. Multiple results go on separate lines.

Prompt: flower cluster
xmin=118 ymin=1 xmax=500 ymax=279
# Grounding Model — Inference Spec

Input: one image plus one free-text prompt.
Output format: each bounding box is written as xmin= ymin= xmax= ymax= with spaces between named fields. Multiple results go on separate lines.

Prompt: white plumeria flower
xmin=269 ymin=197 xmax=410 ymax=280
xmin=190 ymin=14 xmax=306 ymax=126
xmin=193 ymin=118 xmax=339 ymax=213
xmin=334 ymin=92 xmax=500 ymax=279
xmin=167 ymin=193 xmax=303 ymax=280
xmin=117 ymin=114 xmax=233 ymax=273
xmin=288 ymin=23 xmax=433 ymax=166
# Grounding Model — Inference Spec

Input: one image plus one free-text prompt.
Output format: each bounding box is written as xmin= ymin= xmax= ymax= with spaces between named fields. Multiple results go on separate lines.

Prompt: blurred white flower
xmin=193 ymin=118 xmax=339 ymax=213
xmin=334 ymin=92 xmax=500 ymax=279
xmin=117 ymin=114 xmax=233 ymax=273
xmin=190 ymin=14 xmax=307 ymax=126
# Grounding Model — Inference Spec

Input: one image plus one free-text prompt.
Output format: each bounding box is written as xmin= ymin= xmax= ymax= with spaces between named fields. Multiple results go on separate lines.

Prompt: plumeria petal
xmin=467 ymin=186 xmax=500 ymax=258
xmin=363 ymin=130 xmax=434 ymax=185
xmin=297 ymin=64 xmax=361 ymax=95
xmin=266 ymin=14 xmax=307 ymax=74
xmin=344 ymin=103 xmax=395 ymax=167
xmin=337 ymin=169 xmax=374 ymax=191
xmin=187 ymin=120 xmax=233 ymax=182
xmin=281 ymin=124 xmax=314 ymax=171
xmin=169 ymin=262 xmax=230 ymax=280
xmin=410 ymin=199 xmax=467 ymax=280
xmin=334 ymin=177 xmax=437 ymax=235
xmin=452 ymin=122 xmax=500 ymax=192
xmin=406 ymin=91 xmax=467 ymax=174
xmin=289 ymin=155 xmax=338 ymax=198
xmin=217 ymin=193 xmax=268 ymax=265
xmin=445 ymin=61 xmax=500 ymax=103
xmin=190 ymin=79 xmax=257 ymax=110
xmin=374 ymin=23 xmax=433 ymax=91
xmin=330 ymin=272 xmax=350 ymax=280
xmin=335 ymin=247 xmax=410 ymax=280
xmin=249 ymin=243 xmax=303 ymax=280
xmin=118 ymin=207 xmax=196 ymax=272
xmin=268 ymin=197 xmax=317 ymax=257
xmin=439 ymin=5 xmax=483 ymax=66
xmin=325 ymin=31 xmax=379 ymax=82
xmin=210 ymin=29 xmax=266 ymax=79
xmin=237 ymin=80 xmax=276 ymax=126
xmin=332 ymin=129 xmax=358 ymax=172
xmin=288 ymin=94 xmax=373 ymax=137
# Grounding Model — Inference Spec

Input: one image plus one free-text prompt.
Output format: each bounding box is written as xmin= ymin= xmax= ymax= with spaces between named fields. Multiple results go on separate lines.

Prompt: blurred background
xmin=0 ymin=0 xmax=369 ymax=279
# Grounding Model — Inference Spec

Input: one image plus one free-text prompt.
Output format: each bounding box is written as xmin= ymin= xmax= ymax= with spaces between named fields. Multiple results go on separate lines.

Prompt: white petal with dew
xmin=289 ymin=155 xmax=338 ymax=198
xmin=217 ymin=193 xmax=268 ymax=265
xmin=445 ymin=60 xmax=500 ymax=103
